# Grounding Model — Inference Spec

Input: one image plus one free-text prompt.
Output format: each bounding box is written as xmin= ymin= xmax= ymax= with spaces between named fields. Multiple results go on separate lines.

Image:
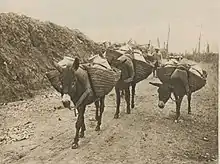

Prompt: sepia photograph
xmin=0 ymin=0 xmax=218 ymax=163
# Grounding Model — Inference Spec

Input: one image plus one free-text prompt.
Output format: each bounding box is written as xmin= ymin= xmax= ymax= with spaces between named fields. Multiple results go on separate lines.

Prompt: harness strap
xmin=75 ymin=87 xmax=92 ymax=108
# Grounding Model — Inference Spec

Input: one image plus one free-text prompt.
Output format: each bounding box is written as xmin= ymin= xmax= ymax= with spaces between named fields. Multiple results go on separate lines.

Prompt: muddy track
xmin=0 ymin=62 xmax=218 ymax=164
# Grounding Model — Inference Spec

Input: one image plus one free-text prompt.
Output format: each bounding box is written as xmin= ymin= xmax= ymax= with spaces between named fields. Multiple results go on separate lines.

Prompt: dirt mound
xmin=0 ymin=12 xmax=103 ymax=103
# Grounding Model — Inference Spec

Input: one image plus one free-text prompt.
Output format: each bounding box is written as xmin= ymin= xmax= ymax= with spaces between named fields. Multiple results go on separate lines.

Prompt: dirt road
xmin=1 ymin=62 xmax=218 ymax=164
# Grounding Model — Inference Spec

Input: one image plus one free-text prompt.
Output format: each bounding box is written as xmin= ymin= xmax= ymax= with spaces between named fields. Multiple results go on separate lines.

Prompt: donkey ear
xmin=72 ymin=57 xmax=80 ymax=71
xmin=149 ymin=82 xmax=162 ymax=87
xmin=53 ymin=61 xmax=63 ymax=73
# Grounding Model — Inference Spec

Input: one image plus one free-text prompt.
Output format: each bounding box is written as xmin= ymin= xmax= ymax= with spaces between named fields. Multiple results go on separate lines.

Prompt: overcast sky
xmin=0 ymin=0 xmax=219 ymax=53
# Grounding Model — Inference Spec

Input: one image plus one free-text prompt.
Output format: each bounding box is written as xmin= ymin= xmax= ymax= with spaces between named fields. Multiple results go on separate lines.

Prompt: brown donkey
xmin=53 ymin=57 xmax=106 ymax=149
xmin=105 ymin=49 xmax=137 ymax=118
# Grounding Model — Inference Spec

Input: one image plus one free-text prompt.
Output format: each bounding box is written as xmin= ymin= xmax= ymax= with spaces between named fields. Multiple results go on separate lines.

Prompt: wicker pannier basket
xmin=157 ymin=64 xmax=207 ymax=92
xmin=84 ymin=65 xmax=121 ymax=97
xmin=133 ymin=59 xmax=154 ymax=83
xmin=106 ymin=49 xmax=154 ymax=84
xmin=188 ymin=71 xmax=206 ymax=92
xmin=46 ymin=66 xmax=121 ymax=98
xmin=45 ymin=70 xmax=62 ymax=93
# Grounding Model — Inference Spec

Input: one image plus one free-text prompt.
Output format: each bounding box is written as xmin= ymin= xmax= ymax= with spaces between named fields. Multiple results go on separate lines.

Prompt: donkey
xmin=114 ymin=60 xmax=137 ymax=118
xmin=105 ymin=49 xmax=137 ymax=118
xmin=53 ymin=57 xmax=106 ymax=149
xmin=149 ymin=80 xmax=192 ymax=123
xmin=46 ymin=68 xmax=101 ymax=118
xmin=149 ymin=60 xmax=208 ymax=123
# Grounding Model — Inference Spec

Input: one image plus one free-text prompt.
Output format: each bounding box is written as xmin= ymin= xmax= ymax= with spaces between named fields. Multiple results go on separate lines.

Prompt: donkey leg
xmin=174 ymin=96 xmax=183 ymax=123
xmin=121 ymin=90 xmax=125 ymax=98
xmin=187 ymin=93 xmax=192 ymax=114
xmin=79 ymin=107 xmax=87 ymax=138
xmin=79 ymin=114 xmax=86 ymax=138
xmin=95 ymin=97 xmax=105 ymax=131
xmin=125 ymin=88 xmax=131 ymax=114
xmin=155 ymin=68 xmax=158 ymax=78
xmin=131 ymin=83 xmax=136 ymax=109
xmin=114 ymin=88 xmax=121 ymax=119
xmin=94 ymin=101 xmax=100 ymax=121
xmin=72 ymin=107 xmax=85 ymax=149
xmin=155 ymin=62 xmax=158 ymax=78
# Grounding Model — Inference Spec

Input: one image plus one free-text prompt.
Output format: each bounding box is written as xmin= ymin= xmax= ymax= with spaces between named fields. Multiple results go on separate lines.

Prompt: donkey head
xmin=53 ymin=57 xmax=80 ymax=107
xmin=149 ymin=82 xmax=173 ymax=108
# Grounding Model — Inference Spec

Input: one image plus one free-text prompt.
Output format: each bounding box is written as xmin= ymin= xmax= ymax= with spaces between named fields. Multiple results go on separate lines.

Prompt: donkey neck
xmin=169 ymin=79 xmax=186 ymax=96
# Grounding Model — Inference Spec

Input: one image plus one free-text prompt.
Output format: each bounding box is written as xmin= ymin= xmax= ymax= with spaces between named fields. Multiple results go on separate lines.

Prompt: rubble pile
xmin=0 ymin=12 xmax=103 ymax=103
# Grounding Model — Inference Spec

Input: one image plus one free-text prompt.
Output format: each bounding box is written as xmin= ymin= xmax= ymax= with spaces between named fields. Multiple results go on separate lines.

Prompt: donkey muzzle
xmin=158 ymin=101 xmax=165 ymax=109
xmin=62 ymin=94 xmax=71 ymax=108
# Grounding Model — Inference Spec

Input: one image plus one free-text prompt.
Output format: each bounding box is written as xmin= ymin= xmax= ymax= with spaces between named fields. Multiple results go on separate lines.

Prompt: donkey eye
xmin=72 ymin=79 xmax=76 ymax=85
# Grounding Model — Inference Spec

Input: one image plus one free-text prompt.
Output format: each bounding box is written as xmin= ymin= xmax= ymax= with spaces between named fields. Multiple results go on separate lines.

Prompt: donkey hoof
xmin=188 ymin=111 xmax=191 ymax=114
xmin=131 ymin=104 xmax=135 ymax=109
xmin=95 ymin=126 xmax=100 ymax=131
xmin=79 ymin=132 xmax=84 ymax=138
xmin=72 ymin=143 xmax=79 ymax=149
xmin=127 ymin=110 xmax=131 ymax=114
xmin=114 ymin=114 xmax=119 ymax=119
